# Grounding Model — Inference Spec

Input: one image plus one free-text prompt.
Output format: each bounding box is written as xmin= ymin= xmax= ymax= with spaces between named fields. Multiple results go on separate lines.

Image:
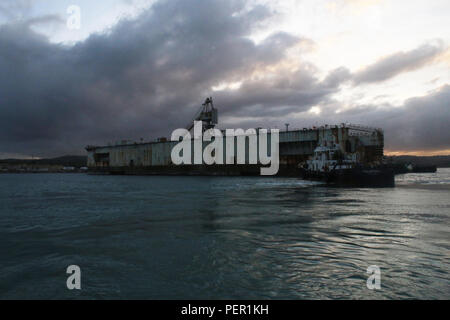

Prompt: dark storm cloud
xmin=319 ymin=85 xmax=450 ymax=152
xmin=353 ymin=41 xmax=445 ymax=84
xmin=222 ymin=85 xmax=450 ymax=152
xmin=214 ymin=65 xmax=350 ymax=119
xmin=25 ymin=14 xmax=64 ymax=27
xmin=0 ymin=0 xmax=448 ymax=158
xmin=0 ymin=0 xmax=310 ymax=157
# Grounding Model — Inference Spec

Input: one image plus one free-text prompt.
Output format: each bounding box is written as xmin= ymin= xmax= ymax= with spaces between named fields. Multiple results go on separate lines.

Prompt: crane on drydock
xmin=186 ymin=97 xmax=218 ymax=132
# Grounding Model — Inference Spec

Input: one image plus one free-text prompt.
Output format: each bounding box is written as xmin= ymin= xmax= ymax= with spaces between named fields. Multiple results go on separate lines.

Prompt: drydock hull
xmin=88 ymin=164 xmax=301 ymax=177
xmin=86 ymin=124 xmax=387 ymax=184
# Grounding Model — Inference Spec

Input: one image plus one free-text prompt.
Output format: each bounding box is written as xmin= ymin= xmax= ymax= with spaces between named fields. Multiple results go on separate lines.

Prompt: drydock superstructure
xmin=86 ymin=98 xmax=386 ymax=178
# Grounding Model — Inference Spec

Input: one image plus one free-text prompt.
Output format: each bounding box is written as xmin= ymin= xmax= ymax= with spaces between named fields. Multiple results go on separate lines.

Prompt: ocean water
xmin=0 ymin=169 xmax=449 ymax=299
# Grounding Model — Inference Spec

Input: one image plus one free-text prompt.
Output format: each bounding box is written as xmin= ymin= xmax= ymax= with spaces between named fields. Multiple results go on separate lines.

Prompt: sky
xmin=0 ymin=0 xmax=449 ymax=158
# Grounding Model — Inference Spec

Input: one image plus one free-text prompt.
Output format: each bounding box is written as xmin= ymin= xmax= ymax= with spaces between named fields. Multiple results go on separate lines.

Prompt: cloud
xmin=212 ymin=64 xmax=349 ymax=121
xmin=320 ymin=85 xmax=450 ymax=152
xmin=353 ymin=41 xmax=445 ymax=84
xmin=216 ymin=84 xmax=450 ymax=153
xmin=25 ymin=14 xmax=64 ymax=27
xmin=374 ymin=85 xmax=450 ymax=152
xmin=0 ymin=0 xmax=32 ymax=22
xmin=0 ymin=0 xmax=315 ymax=157
xmin=0 ymin=0 xmax=448 ymax=158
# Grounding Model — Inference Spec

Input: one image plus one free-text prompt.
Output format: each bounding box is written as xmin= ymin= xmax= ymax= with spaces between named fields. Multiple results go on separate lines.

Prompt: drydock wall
xmin=86 ymin=125 xmax=384 ymax=175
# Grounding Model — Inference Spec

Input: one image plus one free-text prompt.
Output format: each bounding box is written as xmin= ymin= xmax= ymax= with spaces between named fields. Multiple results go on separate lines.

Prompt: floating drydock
xmin=86 ymin=98 xmax=386 ymax=179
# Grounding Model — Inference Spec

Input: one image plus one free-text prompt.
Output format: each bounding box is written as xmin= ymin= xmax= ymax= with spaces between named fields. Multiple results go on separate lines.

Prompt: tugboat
xmin=299 ymin=142 xmax=395 ymax=187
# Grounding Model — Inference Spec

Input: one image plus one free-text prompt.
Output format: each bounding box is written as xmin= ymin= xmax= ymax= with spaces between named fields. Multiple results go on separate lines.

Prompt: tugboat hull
xmin=300 ymin=167 xmax=395 ymax=188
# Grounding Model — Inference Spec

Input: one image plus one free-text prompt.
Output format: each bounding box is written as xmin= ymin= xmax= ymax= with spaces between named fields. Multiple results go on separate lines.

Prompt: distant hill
xmin=388 ymin=155 xmax=450 ymax=168
xmin=0 ymin=155 xmax=87 ymax=167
